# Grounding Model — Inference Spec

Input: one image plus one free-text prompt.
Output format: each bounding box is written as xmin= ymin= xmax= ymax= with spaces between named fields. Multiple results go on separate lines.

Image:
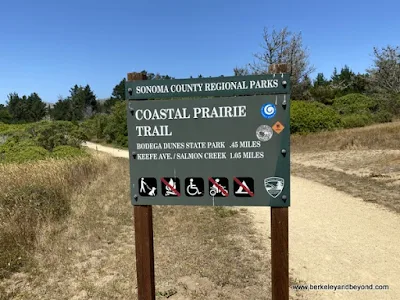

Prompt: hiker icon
xmin=161 ymin=177 xmax=181 ymax=197
xmin=185 ymin=178 xmax=204 ymax=197
xmin=208 ymin=177 xmax=229 ymax=197
xmin=138 ymin=177 xmax=157 ymax=197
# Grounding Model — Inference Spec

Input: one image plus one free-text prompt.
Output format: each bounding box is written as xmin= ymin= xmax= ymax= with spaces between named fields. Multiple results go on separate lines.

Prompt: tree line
xmin=1 ymin=27 xmax=399 ymax=124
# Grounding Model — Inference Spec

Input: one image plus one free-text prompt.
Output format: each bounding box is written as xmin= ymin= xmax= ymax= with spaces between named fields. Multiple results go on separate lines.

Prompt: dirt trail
xmin=83 ymin=142 xmax=400 ymax=300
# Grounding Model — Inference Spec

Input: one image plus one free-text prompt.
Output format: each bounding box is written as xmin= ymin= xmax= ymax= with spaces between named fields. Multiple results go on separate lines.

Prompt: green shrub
xmin=371 ymin=93 xmax=400 ymax=116
xmin=0 ymin=146 xmax=48 ymax=163
xmin=80 ymin=114 xmax=109 ymax=141
xmin=373 ymin=110 xmax=393 ymax=123
xmin=341 ymin=114 xmax=374 ymax=129
xmin=0 ymin=138 xmax=48 ymax=163
xmin=0 ymin=123 xmax=29 ymax=136
xmin=103 ymin=101 xmax=128 ymax=147
xmin=28 ymin=121 xmax=87 ymax=151
xmin=290 ymin=101 xmax=342 ymax=134
xmin=309 ymin=85 xmax=336 ymax=105
xmin=0 ymin=121 xmax=91 ymax=163
xmin=51 ymin=145 xmax=88 ymax=158
xmin=332 ymin=93 xmax=379 ymax=115
xmin=0 ymin=110 xmax=12 ymax=124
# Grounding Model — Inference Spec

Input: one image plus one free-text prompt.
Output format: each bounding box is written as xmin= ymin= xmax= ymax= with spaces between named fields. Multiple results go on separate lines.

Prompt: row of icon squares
xmin=138 ymin=177 xmax=255 ymax=197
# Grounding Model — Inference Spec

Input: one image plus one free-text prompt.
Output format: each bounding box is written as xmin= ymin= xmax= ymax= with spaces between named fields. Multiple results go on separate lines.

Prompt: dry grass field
xmin=291 ymin=120 xmax=400 ymax=212
xmin=1 ymin=121 xmax=399 ymax=299
xmin=0 ymin=154 xmax=110 ymax=279
xmin=0 ymin=151 xmax=306 ymax=300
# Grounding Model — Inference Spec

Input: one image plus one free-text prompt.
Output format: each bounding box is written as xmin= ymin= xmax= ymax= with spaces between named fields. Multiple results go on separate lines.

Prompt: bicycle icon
xmin=209 ymin=178 xmax=228 ymax=197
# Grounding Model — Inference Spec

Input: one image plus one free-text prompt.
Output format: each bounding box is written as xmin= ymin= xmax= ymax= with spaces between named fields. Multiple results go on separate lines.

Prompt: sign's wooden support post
xmin=269 ymin=63 xmax=289 ymax=300
xmin=271 ymin=207 xmax=289 ymax=299
xmin=134 ymin=205 xmax=155 ymax=300
xmin=127 ymin=72 xmax=156 ymax=300
xmin=126 ymin=70 xmax=291 ymax=300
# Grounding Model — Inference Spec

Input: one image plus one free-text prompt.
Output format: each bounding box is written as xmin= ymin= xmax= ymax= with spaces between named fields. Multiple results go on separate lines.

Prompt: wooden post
xmin=271 ymin=207 xmax=289 ymax=299
xmin=128 ymin=72 xmax=156 ymax=300
xmin=268 ymin=63 xmax=289 ymax=300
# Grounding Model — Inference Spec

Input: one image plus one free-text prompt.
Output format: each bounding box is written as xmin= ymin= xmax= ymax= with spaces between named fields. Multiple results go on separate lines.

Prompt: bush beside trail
xmin=0 ymin=121 xmax=88 ymax=163
xmin=289 ymin=93 xmax=396 ymax=135
xmin=332 ymin=93 xmax=379 ymax=115
xmin=290 ymin=101 xmax=342 ymax=134
xmin=331 ymin=93 xmax=394 ymax=128
xmin=81 ymin=101 xmax=128 ymax=147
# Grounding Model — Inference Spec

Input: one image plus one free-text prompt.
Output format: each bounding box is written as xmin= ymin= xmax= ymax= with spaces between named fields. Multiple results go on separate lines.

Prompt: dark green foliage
xmin=6 ymin=93 xmax=26 ymax=122
xmin=2 ymin=148 xmax=47 ymax=164
xmin=51 ymin=85 xmax=97 ymax=121
xmin=0 ymin=105 xmax=12 ymax=123
xmin=330 ymin=66 xmax=369 ymax=96
xmin=80 ymin=114 xmax=109 ymax=140
xmin=310 ymin=67 xmax=370 ymax=104
xmin=29 ymin=121 xmax=87 ymax=151
xmin=6 ymin=92 xmax=47 ymax=123
xmin=27 ymin=93 xmax=47 ymax=122
xmin=309 ymin=86 xmax=336 ymax=104
xmin=0 ymin=121 xmax=89 ymax=164
xmin=290 ymin=101 xmax=342 ymax=134
xmin=332 ymin=93 xmax=379 ymax=115
xmin=111 ymin=78 xmax=126 ymax=101
xmin=331 ymin=93 xmax=394 ymax=128
xmin=372 ymin=110 xmax=393 ymax=123
xmin=0 ymin=140 xmax=48 ymax=163
xmin=313 ymin=73 xmax=329 ymax=87
xmin=101 ymin=78 xmax=128 ymax=114
xmin=103 ymin=101 xmax=128 ymax=147
xmin=340 ymin=114 xmax=374 ymax=129
xmin=51 ymin=145 xmax=88 ymax=158
xmin=102 ymin=98 xmax=119 ymax=114
xmin=372 ymin=93 xmax=400 ymax=116
xmin=104 ymin=78 xmax=127 ymax=114
xmin=51 ymin=97 xmax=72 ymax=121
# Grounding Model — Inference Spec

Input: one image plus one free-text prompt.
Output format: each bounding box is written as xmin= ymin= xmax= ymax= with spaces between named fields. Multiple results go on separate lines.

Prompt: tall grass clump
xmin=0 ymin=154 xmax=110 ymax=278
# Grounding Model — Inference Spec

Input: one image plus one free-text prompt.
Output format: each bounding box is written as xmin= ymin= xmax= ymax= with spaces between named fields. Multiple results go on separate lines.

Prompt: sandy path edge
xmin=83 ymin=141 xmax=400 ymax=300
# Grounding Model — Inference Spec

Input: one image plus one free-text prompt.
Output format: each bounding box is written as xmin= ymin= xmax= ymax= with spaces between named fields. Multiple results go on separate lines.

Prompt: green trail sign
xmin=126 ymin=74 xmax=291 ymax=207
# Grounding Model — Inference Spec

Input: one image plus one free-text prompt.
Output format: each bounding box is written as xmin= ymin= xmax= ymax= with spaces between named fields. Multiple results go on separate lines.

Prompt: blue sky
xmin=1 ymin=0 xmax=399 ymax=104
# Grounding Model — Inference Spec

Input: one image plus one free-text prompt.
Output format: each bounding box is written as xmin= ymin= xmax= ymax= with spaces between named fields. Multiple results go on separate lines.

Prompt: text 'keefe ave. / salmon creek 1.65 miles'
xmin=135 ymin=141 xmax=264 ymax=160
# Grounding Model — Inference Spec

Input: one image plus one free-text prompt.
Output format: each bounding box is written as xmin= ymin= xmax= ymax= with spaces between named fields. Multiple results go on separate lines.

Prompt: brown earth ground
xmin=0 ymin=154 xmax=307 ymax=300
xmin=84 ymin=121 xmax=400 ymax=300
xmin=1 ymin=121 xmax=400 ymax=300
xmin=291 ymin=121 xmax=400 ymax=213
xmin=84 ymin=120 xmax=400 ymax=300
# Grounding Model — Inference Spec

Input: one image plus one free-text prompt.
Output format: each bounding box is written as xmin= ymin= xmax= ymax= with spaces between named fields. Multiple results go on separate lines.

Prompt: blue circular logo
xmin=261 ymin=103 xmax=276 ymax=119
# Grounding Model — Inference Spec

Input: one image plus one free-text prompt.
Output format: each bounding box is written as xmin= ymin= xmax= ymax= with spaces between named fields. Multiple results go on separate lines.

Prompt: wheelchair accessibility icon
xmin=185 ymin=178 xmax=204 ymax=197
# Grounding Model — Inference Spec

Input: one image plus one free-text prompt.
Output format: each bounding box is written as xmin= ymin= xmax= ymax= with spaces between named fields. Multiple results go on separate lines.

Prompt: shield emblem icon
xmin=264 ymin=177 xmax=284 ymax=198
